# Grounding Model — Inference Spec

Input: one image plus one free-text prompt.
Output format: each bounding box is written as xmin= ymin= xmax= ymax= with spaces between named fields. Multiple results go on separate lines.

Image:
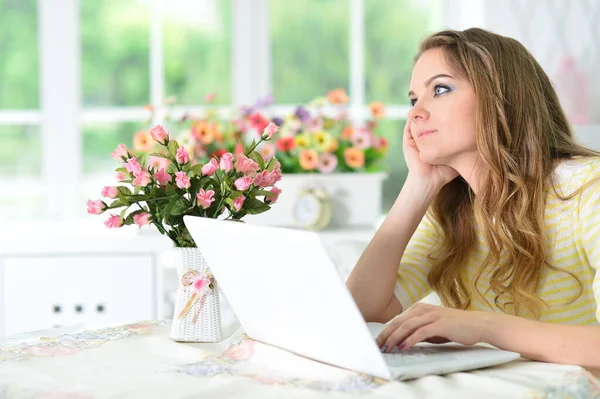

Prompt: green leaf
xmin=248 ymin=151 xmax=265 ymax=170
xmin=252 ymin=189 xmax=275 ymax=198
xmin=167 ymin=141 xmax=180 ymax=158
xmin=117 ymin=186 xmax=132 ymax=196
xmin=242 ymin=198 xmax=271 ymax=215
xmin=117 ymin=191 xmax=131 ymax=206
xmin=170 ymin=198 xmax=190 ymax=216
xmin=190 ymin=164 xmax=204 ymax=177
xmin=107 ymin=200 xmax=124 ymax=209
xmin=149 ymin=152 xmax=171 ymax=160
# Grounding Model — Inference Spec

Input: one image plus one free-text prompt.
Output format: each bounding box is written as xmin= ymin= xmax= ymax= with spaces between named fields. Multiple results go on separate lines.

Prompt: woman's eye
xmin=434 ymin=85 xmax=450 ymax=96
xmin=409 ymin=98 xmax=417 ymax=106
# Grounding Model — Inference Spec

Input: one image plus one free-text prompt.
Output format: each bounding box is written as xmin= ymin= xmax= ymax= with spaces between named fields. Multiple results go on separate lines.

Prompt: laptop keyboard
xmin=382 ymin=346 xmax=460 ymax=367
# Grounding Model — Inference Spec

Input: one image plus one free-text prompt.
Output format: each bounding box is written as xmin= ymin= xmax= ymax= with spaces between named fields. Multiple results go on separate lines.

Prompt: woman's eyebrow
xmin=408 ymin=73 xmax=455 ymax=97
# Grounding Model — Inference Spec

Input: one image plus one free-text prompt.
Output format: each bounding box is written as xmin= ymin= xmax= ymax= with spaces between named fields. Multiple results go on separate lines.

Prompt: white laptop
xmin=183 ymin=216 xmax=521 ymax=380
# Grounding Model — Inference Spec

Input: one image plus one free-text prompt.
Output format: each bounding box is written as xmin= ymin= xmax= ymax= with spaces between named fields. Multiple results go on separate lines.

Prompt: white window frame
xmin=0 ymin=0 xmax=421 ymax=222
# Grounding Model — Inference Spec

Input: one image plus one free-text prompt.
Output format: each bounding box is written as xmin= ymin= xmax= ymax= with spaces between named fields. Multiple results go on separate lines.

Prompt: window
xmin=270 ymin=0 xmax=350 ymax=103
xmin=0 ymin=0 xmax=42 ymax=218
xmin=2 ymin=0 xmax=442 ymax=221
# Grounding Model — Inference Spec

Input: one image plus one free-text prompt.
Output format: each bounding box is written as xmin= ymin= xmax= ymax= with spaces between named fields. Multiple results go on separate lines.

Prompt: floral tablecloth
xmin=1 ymin=320 xmax=599 ymax=399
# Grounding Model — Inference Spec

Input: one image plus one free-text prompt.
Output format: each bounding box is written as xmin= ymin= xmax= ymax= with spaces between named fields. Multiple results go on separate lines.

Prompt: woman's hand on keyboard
xmin=375 ymin=303 xmax=487 ymax=353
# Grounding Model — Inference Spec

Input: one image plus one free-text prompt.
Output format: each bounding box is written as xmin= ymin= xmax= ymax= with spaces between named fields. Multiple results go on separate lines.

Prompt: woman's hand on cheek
xmin=402 ymin=121 xmax=459 ymax=188
xmin=375 ymin=303 xmax=488 ymax=353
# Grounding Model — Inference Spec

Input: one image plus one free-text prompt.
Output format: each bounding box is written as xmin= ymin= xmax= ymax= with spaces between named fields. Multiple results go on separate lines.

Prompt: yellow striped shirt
xmin=394 ymin=157 xmax=600 ymax=325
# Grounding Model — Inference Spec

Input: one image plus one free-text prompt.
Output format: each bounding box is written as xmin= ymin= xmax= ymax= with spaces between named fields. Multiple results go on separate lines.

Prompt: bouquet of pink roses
xmin=87 ymin=122 xmax=282 ymax=248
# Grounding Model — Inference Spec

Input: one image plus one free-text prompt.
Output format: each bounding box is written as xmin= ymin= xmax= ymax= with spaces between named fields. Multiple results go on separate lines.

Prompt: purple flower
xmin=240 ymin=105 xmax=254 ymax=117
xmin=294 ymin=106 xmax=310 ymax=123
xmin=255 ymin=95 xmax=274 ymax=108
xmin=272 ymin=117 xmax=284 ymax=127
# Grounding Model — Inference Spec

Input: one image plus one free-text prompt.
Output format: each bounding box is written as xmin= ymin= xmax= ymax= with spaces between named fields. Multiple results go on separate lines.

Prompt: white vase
xmin=169 ymin=247 xmax=223 ymax=342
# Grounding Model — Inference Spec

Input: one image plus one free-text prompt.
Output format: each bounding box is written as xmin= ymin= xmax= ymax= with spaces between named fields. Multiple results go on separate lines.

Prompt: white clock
xmin=292 ymin=187 xmax=332 ymax=231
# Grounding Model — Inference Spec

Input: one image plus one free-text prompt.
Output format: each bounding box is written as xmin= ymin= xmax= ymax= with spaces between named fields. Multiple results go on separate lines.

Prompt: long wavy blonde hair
xmin=419 ymin=28 xmax=600 ymax=319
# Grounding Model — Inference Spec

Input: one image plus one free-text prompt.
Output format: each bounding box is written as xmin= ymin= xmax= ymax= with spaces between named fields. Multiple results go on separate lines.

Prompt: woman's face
xmin=408 ymin=48 xmax=478 ymax=167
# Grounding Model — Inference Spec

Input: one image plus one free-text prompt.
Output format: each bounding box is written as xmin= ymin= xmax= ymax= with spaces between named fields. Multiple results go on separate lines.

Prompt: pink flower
xmin=196 ymin=189 xmax=215 ymax=209
xmin=220 ymin=152 xmax=233 ymax=172
xmin=176 ymin=146 xmax=190 ymax=164
xmin=148 ymin=156 xmax=171 ymax=171
xmin=101 ymin=186 xmax=119 ymax=199
xmin=153 ymin=168 xmax=171 ymax=186
xmin=111 ymin=144 xmax=129 ymax=161
xmin=318 ymin=152 xmax=338 ymax=174
xmin=253 ymin=170 xmax=271 ymax=188
xmin=235 ymin=154 xmax=259 ymax=176
xmin=220 ymin=340 xmax=255 ymax=361
xmin=116 ymin=171 xmax=128 ymax=181
xmin=86 ymin=200 xmax=106 ymax=215
xmin=234 ymin=176 xmax=253 ymax=191
xmin=193 ymin=275 xmax=208 ymax=292
xmin=133 ymin=212 xmax=152 ymax=228
xmin=351 ymin=129 xmax=373 ymax=149
xmin=104 ymin=214 xmax=123 ymax=228
xmin=262 ymin=121 xmax=279 ymax=140
xmin=125 ymin=157 xmax=143 ymax=176
xmin=201 ymin=158 xmax=219 ymax=176
xmin=233 ymin=195 xmax=245 ymax=212
xmin=175 ymin=171 xmax=191 ymax=189
xmin=259 ymin=143 xmax=276 ymax=161
xmin=133 ymin=171 xmax=152 ymax=187
xmin=268 ymin=169 xmax=282 ymax=185
xmin=234 ymin=142 xmax=245 ymax=157
xmin=149 ymin=125 xmax=169 ymax=143
xmin=265 ymin=186 xmax=282 ymax=204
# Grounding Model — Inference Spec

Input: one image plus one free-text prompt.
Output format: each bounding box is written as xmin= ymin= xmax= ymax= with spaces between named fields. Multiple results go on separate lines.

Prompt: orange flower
xmin=341 ymin=126 xmax=354 ymax=140
xmin=344 ymin=147 xmax=365 ymax=168
xmin=133 ymin=130 xmax=154 ymax=152
xmin=192 ymin=121 xmax=216 ymax=145
xmin=369 ymin=102 xmax=385 ymax=119
xmin=328 ymin=138 xmax=339 ymax=152
xmin=327 ymin=88 xmax=349 ymax=104
xmin=299 ymin=149 xmax=319 ymax=170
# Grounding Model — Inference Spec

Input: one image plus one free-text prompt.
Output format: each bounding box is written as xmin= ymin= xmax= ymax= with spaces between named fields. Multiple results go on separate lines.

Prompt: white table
xmin=1 ymin=320 xmax=599 ymax=399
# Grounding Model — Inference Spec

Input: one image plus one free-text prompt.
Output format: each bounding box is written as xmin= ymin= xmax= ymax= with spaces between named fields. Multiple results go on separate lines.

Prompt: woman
xmin=347 ymin=28 xmax=600 ymax=369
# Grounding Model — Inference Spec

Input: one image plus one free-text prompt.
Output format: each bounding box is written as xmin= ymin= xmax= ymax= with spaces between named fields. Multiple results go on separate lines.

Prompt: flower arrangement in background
xmin=132 ymin=90 xmax=389 ymax=175
xmin=87 ymin=122 xmax=282 ymax=248
xmin=258 ymin=89 xmax=389 ymax=174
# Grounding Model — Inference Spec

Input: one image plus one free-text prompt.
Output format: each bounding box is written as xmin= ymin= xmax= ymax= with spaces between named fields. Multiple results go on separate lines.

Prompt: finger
xmin=400 ymin=321 xmax=445 ymax=350
xmin=384 ymin=314 xmax=437 ymax=353
xmin=375 ymin=303 xmax=433 ymax=348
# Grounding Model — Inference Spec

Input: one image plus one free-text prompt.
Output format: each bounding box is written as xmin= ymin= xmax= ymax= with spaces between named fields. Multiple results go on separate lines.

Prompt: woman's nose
xmin=407 ymin=102 xmax=430 ymax=122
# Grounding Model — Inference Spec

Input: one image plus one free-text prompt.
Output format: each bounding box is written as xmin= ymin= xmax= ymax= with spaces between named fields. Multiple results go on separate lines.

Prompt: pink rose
xmin=149 ymin=125 xmax=169 ymax=143
xmin=252 ymin=170 xmax=271 ymax=188
xmin=153 ymin=168 xmax=171 ymax=186
xmin=133 ymin=171 xmax=152 ymax=187
xmin=175 ymin=171 xmax=191 ymax=189
xmin=267 ymin=169 xmax=282 ymax=186
xmin=133 ymin=212 xmax=152 ymax=228
xmin=125 ymin=157 xmax=143 ymax=176
xmin=262 ymin=121 xmax=279 ymax=140
xmin=104 ymin=214 xmax=123 ymax=228
xmin=265 ymin=186 xmax=282 ymax=204
xmin=101 ymin=186 xmax=119 ymax=199
xmin=201 ymin=158 xmax=219 ymax=176
xmin=196 ymin=189 xmax=215 ymax=209
xmin=233 ymin=195 xmax=245 ymax=212
xmin=110 ymin=144 xmax=129 ymax=161
xmin=235 ymin=154 xmax=259 ymax=176
xmin=234 ymin=176 xmax=252 ymax=191
xmin=86 ymin=200 xmax=106 ymax=215
xmin=220 ymin=152 xmax=233 ymax=172
xmin=176 ymin=146 xmax=190 ymax=164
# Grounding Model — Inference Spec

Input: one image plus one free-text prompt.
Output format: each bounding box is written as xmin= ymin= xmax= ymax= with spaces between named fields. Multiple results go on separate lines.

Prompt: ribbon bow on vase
xmin=177 ymin=270 xmax=215 ymax=324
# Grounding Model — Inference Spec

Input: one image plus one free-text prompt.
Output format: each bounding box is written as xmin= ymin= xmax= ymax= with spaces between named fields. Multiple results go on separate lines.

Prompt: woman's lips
xmin=417 ymin=129 xmax=436 ymax=138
